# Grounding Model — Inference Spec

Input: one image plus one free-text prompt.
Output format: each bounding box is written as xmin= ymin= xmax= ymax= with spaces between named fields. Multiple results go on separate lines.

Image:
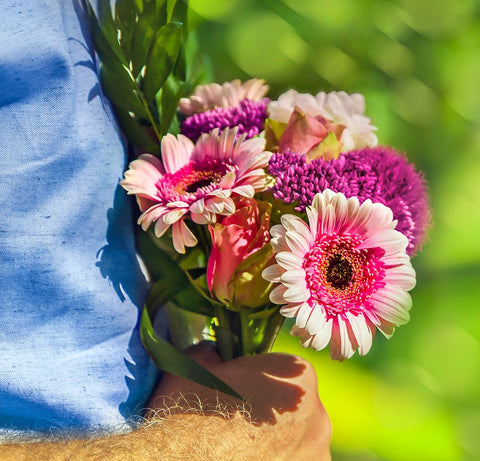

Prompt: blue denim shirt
xmin=0 ymin=0 xmax=161 ymax=439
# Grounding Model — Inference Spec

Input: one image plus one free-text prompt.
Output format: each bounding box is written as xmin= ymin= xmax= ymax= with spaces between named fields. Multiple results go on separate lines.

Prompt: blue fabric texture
xmin=0 ymin=0 xmax=162 ymax=439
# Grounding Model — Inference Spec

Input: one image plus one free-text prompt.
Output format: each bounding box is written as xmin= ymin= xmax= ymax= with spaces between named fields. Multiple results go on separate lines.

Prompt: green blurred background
xmin=188 ymin=0 xmax=480 ymax=459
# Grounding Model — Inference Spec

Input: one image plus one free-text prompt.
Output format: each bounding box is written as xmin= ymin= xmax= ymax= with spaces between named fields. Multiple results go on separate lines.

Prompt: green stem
xmin=239 ymin=310 xmax=252 ymax=356
xmin=140 ymin=96 xmax=162 ymax=144
xmin=258 ymin=309 xmax=285 ymax=353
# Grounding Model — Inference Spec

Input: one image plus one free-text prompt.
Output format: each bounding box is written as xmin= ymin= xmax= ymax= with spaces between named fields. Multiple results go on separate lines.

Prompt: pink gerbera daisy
xmin=262 ymin=189 xmax=416 ymax=360
xmin=121 ymin=128 xmax=272 ymax=253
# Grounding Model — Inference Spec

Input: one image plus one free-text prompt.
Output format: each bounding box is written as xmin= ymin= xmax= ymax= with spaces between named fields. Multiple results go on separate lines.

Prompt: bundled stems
xmin=213 ymin=305 xmax=284 ymax=360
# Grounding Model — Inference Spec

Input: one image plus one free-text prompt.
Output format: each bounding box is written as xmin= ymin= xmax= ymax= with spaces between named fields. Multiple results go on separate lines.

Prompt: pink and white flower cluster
xmin=122 ymin=78 xmax=429 ymax=361
xmin=121 ymin=127 xmax=272 ymax=253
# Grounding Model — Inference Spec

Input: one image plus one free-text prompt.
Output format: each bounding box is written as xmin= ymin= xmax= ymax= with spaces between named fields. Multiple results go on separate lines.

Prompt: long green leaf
xmin=114 ymin=0 xmax=137 ymax=57
xmin=143 ymin=22 xmax=183 ymax=102
xmin=130 ymin=0 xmax=168 ymax=77
xmin=158 ymin=73 xmax=185 ymax=134
xmin=140 ymin=306 xmax=243 ymax=400
xmin=87 ymin=1 xmax=122 ymax=65
xmin=100 ymin=62 xmax=149 ymax=118
xmin=115 ymin=109 xmax=160 ymax=154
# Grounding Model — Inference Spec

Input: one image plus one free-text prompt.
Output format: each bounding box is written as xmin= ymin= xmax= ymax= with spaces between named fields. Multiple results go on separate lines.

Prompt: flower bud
xmin=206 ymin=198 xmax=274 ymax=309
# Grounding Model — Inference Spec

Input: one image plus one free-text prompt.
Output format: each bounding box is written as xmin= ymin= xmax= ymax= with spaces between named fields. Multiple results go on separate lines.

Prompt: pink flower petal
xmin=161 ymin=134 xmax=193 ymax=174
xmin=370 ymin=289 xmax=412 ymax=325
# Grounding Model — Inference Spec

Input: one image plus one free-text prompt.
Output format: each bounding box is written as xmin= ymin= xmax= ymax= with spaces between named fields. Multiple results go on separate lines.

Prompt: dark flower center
xmin=185 ymin=173 xmax=222 ymax=193
xmin=326 ymin=254 xmax=353 ymax=290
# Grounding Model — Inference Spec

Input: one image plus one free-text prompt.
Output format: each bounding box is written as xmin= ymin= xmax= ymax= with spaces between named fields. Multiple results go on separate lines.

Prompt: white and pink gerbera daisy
xmin=178 ymin=78 xmax=269 ymax=115
xmin=121 ymin=128 xmax=272 ymax=253
xmin=262 ymin=189 xmax=416 ymax=360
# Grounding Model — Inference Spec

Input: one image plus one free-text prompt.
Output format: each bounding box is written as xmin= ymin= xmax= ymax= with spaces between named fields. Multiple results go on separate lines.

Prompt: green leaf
xmin=248 ymin=304 xmax=279 ymax=320
xmin=172 ymin=284 xmax=214 ymax=316
xmin=140 ymin=305 xmax=243 ymax=400
xmin=115 ymin=109 xmax=160 ymax=154
xmin=143 ymin=22 xmax=183 ymax=102
xmin=130 ymin=14 xmax=155 ymax=77
xmin=87 ymin=1 xmax=122 ymax=66
xmin=158 ymin=73 xmax=185 ymax=134
xmin=137 ymin=230 xmax=185 ymax=281
xmin=114 ymin=0 xmax=137 ymax=58
xmin=100 ymin=61 xmax=149 ymax=118
xmin=95 ymin=0 xmax=129 ymax=66
xmin=168 ymin=0 xmax=188 ymax=26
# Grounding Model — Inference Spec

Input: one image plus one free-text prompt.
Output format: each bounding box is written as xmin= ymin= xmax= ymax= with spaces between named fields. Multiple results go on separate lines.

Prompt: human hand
xmin=147 ymin=343 xmax=331 ymax=461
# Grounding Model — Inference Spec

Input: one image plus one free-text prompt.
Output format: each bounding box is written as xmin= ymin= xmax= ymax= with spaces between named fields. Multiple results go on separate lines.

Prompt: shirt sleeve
xmin=0 ymin=0 xmax=162 ymax=440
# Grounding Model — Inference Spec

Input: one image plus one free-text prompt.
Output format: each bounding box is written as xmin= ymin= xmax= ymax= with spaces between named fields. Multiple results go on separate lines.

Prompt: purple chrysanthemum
xmin=180 ymin=98 xmax=269 ymax=142
xmin=268 ymin=146 xmax=430 ymax=255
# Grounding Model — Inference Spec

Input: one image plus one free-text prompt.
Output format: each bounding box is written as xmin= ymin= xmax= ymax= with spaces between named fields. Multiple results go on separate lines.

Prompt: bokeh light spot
xmin=226 ymin=11 xmax=308 ymax=81
xmin=392 ymin=78 xmax=438 ymax=126
xmin=312 ymin=46 xmax=358 ymax=87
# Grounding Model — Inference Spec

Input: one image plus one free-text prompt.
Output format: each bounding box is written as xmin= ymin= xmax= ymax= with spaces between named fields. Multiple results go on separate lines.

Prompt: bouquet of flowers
xmin=88 ymin=0 xmax=430 ymax=398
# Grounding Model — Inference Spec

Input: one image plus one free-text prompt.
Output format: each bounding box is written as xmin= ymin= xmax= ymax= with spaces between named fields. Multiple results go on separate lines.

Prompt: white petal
xmin=232 ymin=184 xmax=255 ymax=197
xmin=306 ymin=206 xmax=319 ymax=240
xmin=345 ymin=312 xmax=373 ymax=356
xmin=345 ymin=198 xmax=373 ymax=235
xmin=284 ymin=283 xmax=309 ymax=303
xmin=270 ymin=225 xmax=288 ymax=252
xmin=153 ymin=217 xmax=170 ymax=238
xmin=270 ymin=284 xmax=288 ymax=305
xmin=309 ymin=314 xmax=333 ymax=351
xmin=262 ymin=264 xmax=284 ymax=283
xmin=218 ymin=171 xmax=236 ymax=188
xmin=296 ymin=303 xmax=313 ymax=329
xmin=280 ymin=269 xmax=306 ymax=285
xmin=163 ymin=208 xmax=187 ymax=225
xmin=275 ymin=251 xmax=304 ymax=271
xmin=179 ymin=220 xmax=198 ymax=248
xmin=330 ymin=192 xmax=349 ymax=233
xmin=189 ymin=198 xmax=205 ymax=214
xmin=285 ymin=230 xmax=312 ymax=255
xmin=330 ymin=316 xmax=355 ymax=361
xmin=290 ymin=325 xmax=313 ymax=347
xmin=280 ymin=304 xmax=301 ymax=318
xmin=280 ymin=214 xmax=311 ymax=235
xmin=171 ymin=221 xmax=186 ymax=254
xmin=190 ymin=211 xmax=211 ymax=225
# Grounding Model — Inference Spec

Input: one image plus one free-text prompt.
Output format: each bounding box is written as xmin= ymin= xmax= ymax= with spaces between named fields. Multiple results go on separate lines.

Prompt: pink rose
xmin=269 ymin=107 xmax=345 ymax=161
xmin=206 ymin=198 xmax=274 ymax=308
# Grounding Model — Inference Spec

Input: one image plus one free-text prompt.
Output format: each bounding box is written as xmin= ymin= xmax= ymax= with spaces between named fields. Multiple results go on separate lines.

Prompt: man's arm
xmin=0 ymin=347 xmax=331 ymax=461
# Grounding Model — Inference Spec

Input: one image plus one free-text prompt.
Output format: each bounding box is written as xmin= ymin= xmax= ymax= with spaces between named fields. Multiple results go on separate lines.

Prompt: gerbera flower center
xmin=326 ymin=254 xmax=353 ymax=290
xmin=157 ymin=159 xmax=235 ymax=203
xmin=184 ymin=171 xmax=224 ymax=193
xmin=303 ymin=234 xmax=385 ymax=315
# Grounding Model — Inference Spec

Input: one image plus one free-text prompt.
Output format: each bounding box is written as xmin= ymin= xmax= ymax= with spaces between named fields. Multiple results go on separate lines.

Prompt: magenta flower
xmin=178 ymin=79 xmax=270 ymax=142
xmin=120 ymin=128 xmax=272 ymax=253
xmin=262 ymin=190 xmax=416 ymax=360
xmin=268 ymin=146 xmax=430 ymax=255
